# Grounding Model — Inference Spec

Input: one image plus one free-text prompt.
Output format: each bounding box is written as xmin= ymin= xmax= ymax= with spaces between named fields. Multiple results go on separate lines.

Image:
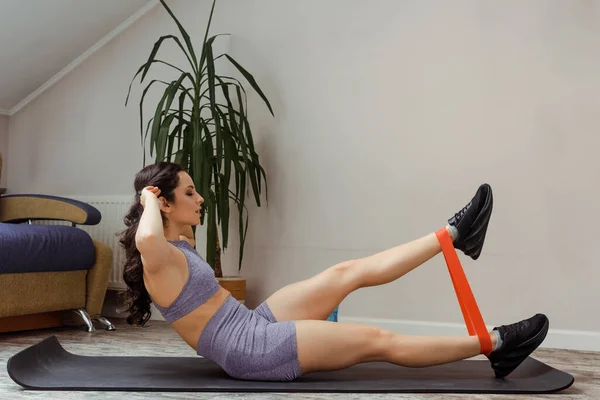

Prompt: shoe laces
xmin=453 ymin=201 xmax=472 ymax=222
xmin=504 ymin=319 xmax=531 ymax=341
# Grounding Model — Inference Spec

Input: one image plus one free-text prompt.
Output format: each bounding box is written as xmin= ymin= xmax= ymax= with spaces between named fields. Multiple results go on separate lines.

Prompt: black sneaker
xmin=448 ymin=183 xmax=493 ymax=260
xmin=487 ymin=313 xmax=549 ymax=378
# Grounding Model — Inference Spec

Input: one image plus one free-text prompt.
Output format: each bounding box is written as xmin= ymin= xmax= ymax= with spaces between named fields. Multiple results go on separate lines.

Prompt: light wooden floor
xmin=1 ymin=318 xmax=597 ymax=399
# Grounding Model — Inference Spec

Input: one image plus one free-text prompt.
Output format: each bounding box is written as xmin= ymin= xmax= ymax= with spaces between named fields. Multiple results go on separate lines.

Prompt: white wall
xmin=0 ymin=115 xmax=7 ymax=189
xmin=7 ymin=0 xmax=600 ymax=349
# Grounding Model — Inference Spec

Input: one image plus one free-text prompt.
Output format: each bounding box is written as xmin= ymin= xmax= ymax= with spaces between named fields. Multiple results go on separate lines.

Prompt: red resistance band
xmin=435 ymin=227 xmax=493 ymax=355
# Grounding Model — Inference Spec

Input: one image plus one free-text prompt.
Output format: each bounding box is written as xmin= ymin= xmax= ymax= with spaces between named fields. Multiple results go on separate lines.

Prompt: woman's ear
xmin=158 ymin=197 xmax=171 ymax=213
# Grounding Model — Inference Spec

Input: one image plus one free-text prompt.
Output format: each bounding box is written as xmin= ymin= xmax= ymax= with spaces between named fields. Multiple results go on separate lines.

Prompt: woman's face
xmin=163 ymin=171 xmax=204 ymax=226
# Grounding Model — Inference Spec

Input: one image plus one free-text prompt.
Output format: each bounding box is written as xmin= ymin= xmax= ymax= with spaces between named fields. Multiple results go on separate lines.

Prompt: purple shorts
xmin=196 ymin=296 xmax=302 ymax=381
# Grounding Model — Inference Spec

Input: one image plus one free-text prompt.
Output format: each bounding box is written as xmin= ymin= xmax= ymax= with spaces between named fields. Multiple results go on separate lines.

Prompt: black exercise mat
xmin=7 ymin=336 xmax=574 ymax=393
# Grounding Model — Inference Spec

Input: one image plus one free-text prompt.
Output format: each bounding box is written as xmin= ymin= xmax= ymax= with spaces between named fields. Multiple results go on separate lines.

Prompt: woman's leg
xmin=264 ymin=230 xmax=447 ymax=322
xmin=295 ymin=312 xmax=549 ymax=378
xmin=262 ymin=184 xmax=493 ymax=322
xmin=295 ymin=319 xmax=494 ymax=373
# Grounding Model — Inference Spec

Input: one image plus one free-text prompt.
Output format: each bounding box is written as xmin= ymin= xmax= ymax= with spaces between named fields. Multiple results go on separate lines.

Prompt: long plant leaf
xmin=177 ymin=125 xmax=192 ymax=168
xmin=176 ymin=90 xmax=187 ymax=155
xmin=142 ymin=35 xmax=196 ymax=81
xmin=199 ymin=0 xmax=217 ymax=71
xmin=174 ymin=148 xmax=186 ymax=166
xmin=215 ymin=78 xmax=241 ymax=247
xmin=166 ymin=118 xmax=186 ymax=162
xmin=238 ymin=204 xmax=249 ymax=272
xmin=203 ymin=124 xmax=215 ymax=195
xmin=149 ymin=82 xmax=176 ymax=157
xmin=199 ymin=34 xmax=230 ymax=73
xmin=206 ymin=191 xmax=217 ymax=269
xmin=159 ymin=0 xmax=198 ymax=69
xmin=225 ymin=54 xmax=274 ymax=116
xmin=235 ymin=86 xmax=262 ymax=206
xmin=204 ymin=36 xmax=223 ymax=205
xmin=150 ymin=72 xmax=194 ymax=158
xmin=226 ymin=95 xmax=258 ymax=208
xmin=256 ymin=163 xmax=268 ymax=204
xmin=149 ymin=92 xmax=169 ymax=158
xmin=138 ymin=78 xmax=193 ymax=161
xmin=238 ymin=171 xmax=247 ymax=270
xmin=220 ymin=171 xmax=230 ymax=247
xmin=156 ymin=114 xmax=176 ymax=161
xmin=164 ymin=72 xmax=194 ymax=118
xmin=142 ymin=117 xmax=154 ymax=165
xmin=204 ymin=38 xmax=217 ymax=113
xmin=199 ymin=80 xmax=247 ymax=101
xmin=236 ymin=85 xmax=262 ymax=197
xmin=126 ymin=59 xmax=185 ymax=106
xmin=227 ymin=187 xmax=250 ymax=269
xmin=214 ymin=79 xmax=228 ymax=175
xmin=221 ymin=115 xmax=245 ymax=251
xmin=138 ymin=79 xmax=166 ymax=149
xmin=214 ymin=110 xmax=231 ymax=247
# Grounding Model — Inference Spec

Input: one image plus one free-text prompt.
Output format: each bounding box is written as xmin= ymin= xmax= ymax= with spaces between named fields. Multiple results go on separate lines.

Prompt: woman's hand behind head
xmin=140 ymin=186 xmax=161 ymax=208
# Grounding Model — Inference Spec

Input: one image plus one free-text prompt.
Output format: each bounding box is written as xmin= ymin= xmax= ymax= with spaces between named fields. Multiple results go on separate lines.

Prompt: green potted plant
xmin=126 ymin=0 xmax=272 ymax=302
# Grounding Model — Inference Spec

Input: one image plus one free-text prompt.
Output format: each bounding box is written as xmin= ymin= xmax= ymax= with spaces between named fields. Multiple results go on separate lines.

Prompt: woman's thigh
xmin=262 ymin=261 xmax=360 ymax=322
xmin=295 ymin=319 xmax=386 ymax=374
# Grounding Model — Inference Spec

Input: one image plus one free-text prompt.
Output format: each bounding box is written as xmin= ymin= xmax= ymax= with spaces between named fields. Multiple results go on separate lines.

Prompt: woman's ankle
xmin=489 ymin=330 xmax=499 ymax=351
xmin=445 ymin=224 xmax=457 ymax=241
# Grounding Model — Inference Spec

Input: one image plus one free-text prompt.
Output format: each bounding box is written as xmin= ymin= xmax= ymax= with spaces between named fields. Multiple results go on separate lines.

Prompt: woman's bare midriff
xmin=169 ymin=287 xmax=230 ymax=349
xmin=143 ymin=247 xmax=232 ymax=351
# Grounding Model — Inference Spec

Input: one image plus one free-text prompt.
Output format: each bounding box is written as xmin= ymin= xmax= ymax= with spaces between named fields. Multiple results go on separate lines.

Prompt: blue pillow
xmin=0 ymin=223 xmax=95 ymax=274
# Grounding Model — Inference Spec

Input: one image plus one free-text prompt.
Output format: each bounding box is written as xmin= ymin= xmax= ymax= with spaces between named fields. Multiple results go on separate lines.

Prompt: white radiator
xmin=34 ymin=195 xmax=134 ymax=291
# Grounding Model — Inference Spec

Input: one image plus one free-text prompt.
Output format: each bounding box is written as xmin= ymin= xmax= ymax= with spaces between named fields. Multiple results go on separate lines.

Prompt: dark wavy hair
xmin=117 ymin=161 xmax=185 ymax=327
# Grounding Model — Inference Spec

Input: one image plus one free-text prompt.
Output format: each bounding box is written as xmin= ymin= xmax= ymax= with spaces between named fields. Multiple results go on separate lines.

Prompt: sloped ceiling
xmin=0 ymin=0 xmax=155 ymax=114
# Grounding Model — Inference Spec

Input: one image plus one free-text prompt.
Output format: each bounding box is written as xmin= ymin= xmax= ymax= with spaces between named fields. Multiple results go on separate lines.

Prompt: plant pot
xmin=217 ymin=276 xmax=246 ymax=304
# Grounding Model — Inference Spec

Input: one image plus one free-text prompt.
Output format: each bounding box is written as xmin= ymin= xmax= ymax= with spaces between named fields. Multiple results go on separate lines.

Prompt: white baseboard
xmin=338 ymin=316 xmax=600 ymax=352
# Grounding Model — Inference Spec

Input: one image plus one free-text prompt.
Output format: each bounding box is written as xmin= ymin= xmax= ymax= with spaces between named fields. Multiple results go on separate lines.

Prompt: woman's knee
xmin=358 ymin=325 xmax=394 ymax=362
xmin=325 ymin=259 xmax=362 ymax=290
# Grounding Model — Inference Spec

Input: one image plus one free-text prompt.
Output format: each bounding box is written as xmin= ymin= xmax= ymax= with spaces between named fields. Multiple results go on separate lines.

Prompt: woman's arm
xmin=135 ymin=195 xmax=164 ymax=241
xmin=136 ymin=187 xmax=176 ymax=272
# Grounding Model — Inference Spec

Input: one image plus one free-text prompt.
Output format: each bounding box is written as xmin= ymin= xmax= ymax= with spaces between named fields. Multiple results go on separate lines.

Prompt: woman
xmin=119 ymin=161 xmax=549 ymax=381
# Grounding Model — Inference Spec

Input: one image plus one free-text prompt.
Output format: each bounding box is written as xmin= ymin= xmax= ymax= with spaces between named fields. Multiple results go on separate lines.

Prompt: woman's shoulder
xmin=178 ymin=235 xmax=195 ymax=247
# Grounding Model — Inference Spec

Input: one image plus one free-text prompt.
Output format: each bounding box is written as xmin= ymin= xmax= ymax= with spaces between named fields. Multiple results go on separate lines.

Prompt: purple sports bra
xmin=150 ymin=240 xmax=221 ymax=323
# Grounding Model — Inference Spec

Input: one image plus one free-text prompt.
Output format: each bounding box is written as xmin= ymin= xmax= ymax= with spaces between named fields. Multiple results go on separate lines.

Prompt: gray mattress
xmin=0 ymin=223 xmax=95 ymax=274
